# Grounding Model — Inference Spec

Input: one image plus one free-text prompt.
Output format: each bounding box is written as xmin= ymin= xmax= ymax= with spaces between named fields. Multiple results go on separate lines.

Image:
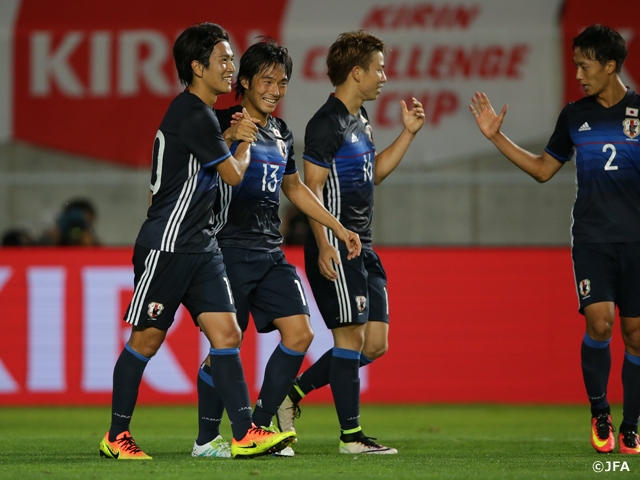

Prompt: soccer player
xmin=469 ymin=24 xmax=640 ymax=455
xmin=276 ymin=30 xmax=425 ymax=454
xmin=98 ymin=23 xmax=295 ymax=460
xmin=191 ymin=38 xmax=361 ymax=459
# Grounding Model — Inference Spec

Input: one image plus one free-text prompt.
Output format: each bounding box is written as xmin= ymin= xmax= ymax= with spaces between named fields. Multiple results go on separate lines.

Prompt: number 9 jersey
xmin=545 ymin=89 xmax=640 ymax=244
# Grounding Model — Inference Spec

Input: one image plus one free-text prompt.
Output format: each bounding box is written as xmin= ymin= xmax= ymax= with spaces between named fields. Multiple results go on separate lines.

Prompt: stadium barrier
xmin=0 ymin=247 xmax=626 ymax=405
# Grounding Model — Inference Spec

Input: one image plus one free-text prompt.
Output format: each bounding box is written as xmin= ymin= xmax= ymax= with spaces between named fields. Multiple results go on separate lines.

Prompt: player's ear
xmin=351 ymin=65 xmax=361 ymax=82
xmin=606 ymin=59 xmax=616 ymax=74
xmin=240 ymin=77 xmax=250 ymax=90
xmin=191 ymin=60 xmax=204 ymax=79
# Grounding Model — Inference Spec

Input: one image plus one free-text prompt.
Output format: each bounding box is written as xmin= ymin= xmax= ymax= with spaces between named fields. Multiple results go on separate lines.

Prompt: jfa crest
xmin=147 ymin=302 xmax=164 ymax=319
xmin=579 ymin=279 xmax=591 ymax=297
xmin=355 ymin=295 xmax=367 ymax=313
xmin=276 ymin=139 xmax=288 ymax=159
xmin=360 ymin=114 xmax=374 ymax=143
xmin=623 ymin=118 xmax=640 ymax=139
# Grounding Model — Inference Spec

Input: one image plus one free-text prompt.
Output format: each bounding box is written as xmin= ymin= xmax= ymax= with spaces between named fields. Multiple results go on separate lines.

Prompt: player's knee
xmin=363 ymin=342 xmax=388 ymax=361
xmin=282 ymin=325 xmax=314 ymax=352
xmin=587 ymin=322 xmax=613 ymax=341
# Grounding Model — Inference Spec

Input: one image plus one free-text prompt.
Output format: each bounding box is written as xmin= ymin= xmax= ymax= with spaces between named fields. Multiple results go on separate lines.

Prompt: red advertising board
xmin=0 ymin=247 xmax=626 ymax=405
xmin=12 ymin=0 xmax=288 ymax=167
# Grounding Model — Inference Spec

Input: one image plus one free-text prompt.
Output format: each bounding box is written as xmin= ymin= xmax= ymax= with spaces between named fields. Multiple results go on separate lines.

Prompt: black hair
xmin=173 ymin=23 xmax=230 ymax=86
xmin=573 ymin=24 xmax=627 ymax=73
xmin=234 ymin=37 xmax=293 ymax=100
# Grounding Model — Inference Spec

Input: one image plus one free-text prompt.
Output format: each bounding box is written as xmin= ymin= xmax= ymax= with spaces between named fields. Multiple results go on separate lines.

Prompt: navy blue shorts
xmin=221 ymin=247 xmax=310 ymax=333
xmin=124 ymin=244 xmax=236 ymax=330
xmin=572 ymin=242 xmax=640 ymax=317
xmin=304 ymin=245 xmax=389 ymax=330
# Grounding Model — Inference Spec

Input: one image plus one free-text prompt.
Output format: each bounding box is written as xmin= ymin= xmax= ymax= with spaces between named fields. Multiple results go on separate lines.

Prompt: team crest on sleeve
xmin=578 ymin=279 xmax=591 ymax=297
xmin=623 ymin=118 xmax=640 ymax=139
xmin=147 ymin=302 xmax=164 ymax=318
xmin=355 ymin=295 xmax=367 ymax=313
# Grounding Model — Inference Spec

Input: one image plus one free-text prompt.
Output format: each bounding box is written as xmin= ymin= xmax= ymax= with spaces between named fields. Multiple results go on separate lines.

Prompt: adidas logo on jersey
xmin=578 ymin=122 xmax=591 ymax=132
xmin=351 ymin=133 xmax=358 ymax=143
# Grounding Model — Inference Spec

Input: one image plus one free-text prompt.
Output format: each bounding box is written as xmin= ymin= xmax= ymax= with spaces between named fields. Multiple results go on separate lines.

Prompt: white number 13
xmin=603 ymin=143 xmax=618 ymax=171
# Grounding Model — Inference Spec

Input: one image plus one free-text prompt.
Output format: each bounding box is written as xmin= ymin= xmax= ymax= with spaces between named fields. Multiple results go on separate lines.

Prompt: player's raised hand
xmin=469 ymin=92 xmax=508 ymax=140
xmin=400 ymin=97 xmax=425 ymax=134
xmin=223 ymin=107 xmax=258 ymax=144
xmin=317 ymin=243 xmax=340 ymax=281
xmin=331 ymin=226 xmax=361 ymax=260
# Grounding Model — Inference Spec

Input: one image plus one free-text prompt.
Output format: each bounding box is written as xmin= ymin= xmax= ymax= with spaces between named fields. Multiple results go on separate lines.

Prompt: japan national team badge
xmin=277 ymin=138 xmax=288 ymax=159
xmin=578 ymin=279 xmax=591 ymax=297
xmin=623 ymin=118 xmax=640 ymax=139
xmin=147 ymin=302 xmax=164 ymax=319
xmin=355 ymin=295 xmax=367 ymax=313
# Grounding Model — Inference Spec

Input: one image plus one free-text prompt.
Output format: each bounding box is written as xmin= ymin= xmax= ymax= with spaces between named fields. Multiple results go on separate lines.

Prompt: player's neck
xmin=594 ymin=77 xmax=627 ymax=108
xmin=187 ymin=83 xmax=218 ymax=107
xmin=334 ymin=87 xmax=364 ymax=116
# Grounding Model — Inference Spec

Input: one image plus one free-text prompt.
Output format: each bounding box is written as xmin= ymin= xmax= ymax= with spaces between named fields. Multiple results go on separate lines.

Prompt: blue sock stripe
xmin=125 ymin=343 xmax=150 ymax=363
xmin=360 ymin=354 xmax=373 ymax=366
xmin=625 ymin=352 xmax=640 ymax=367
xmin=332 ymin=348 xmax=361 ymax=360
xmin=279 ymin=342 xmax=306 ymax=357
xmin=209 ymin=347 xmax=240 ymax=356
xmin=583 ymin=333 xmax=611 ymax=349
xmin=198 ymin=367 xmax=215 ymax=387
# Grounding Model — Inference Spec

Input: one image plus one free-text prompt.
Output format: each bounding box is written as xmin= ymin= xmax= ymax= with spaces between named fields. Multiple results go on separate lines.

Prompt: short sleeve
xmin=303 ymin=114 xmax=344 ymax=168
xmin=179 ymin=104 xmax=231 ymax=168
xmin=281 ymin=121 xmax=297 ymax=175
xmin=544 ymin=105 xmax=574 ymax=163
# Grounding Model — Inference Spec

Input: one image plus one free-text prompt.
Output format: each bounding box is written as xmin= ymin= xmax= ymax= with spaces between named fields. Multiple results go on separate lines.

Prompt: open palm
xmin=469 ymin=92 xmax=507 ymax=139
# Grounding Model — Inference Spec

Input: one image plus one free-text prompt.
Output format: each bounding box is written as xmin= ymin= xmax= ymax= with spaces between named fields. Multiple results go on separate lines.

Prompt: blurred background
xmin=6 ymin=0 xmax=639 ymax=246
xmin=0 ymin=0 xmax=638 ymax=406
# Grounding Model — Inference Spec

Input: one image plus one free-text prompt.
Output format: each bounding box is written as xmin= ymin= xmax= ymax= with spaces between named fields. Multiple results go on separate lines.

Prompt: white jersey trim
xmin=125 ymin=249 xmax=160 ymax=326
xmin=160 ymin=155 xmax=200 ymax=252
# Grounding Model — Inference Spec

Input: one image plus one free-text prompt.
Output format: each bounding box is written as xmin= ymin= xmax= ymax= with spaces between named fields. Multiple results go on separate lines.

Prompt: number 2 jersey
xmin=302 ymin=95 xmax=376 ymax=247
xmin=135 ymin=91 xmax=232 ymax=253
xmin=545 ymin=89 xmax=640 ymax=244
xmin=213 ymin=105 xmax=297 ymax=251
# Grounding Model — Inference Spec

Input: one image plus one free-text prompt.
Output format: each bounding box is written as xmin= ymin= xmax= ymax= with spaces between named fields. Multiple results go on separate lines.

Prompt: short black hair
xmin=234 ymin=37 xmax=293 ymax=100
xmin=173 ymin=23 xmax=230 ymax=86
xmin=573 ymin=24 xmax=627 ymax=73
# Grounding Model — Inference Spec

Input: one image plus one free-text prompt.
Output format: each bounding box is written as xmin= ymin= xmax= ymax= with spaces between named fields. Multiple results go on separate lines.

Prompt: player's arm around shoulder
xmin=282 ymin=172 xmax=361 ymax=259
xmin=469 ymin=92 xmax=563 ymax=183
xmin=216 ymin=108 xmax=257 ymax=186
xmin=374 ymin=97 xmax=425 ymax=185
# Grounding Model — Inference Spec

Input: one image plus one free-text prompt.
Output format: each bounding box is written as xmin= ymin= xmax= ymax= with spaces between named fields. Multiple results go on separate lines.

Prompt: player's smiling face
xmin=241 ymin=64 xmax=288 ymax=125
xmin=202 ymin=41 xmax=235 ymax=96
xmin=360 ymin=50 xmax=387 ymax=101
xmin=573 ymin=47 xmax=614 ymax=98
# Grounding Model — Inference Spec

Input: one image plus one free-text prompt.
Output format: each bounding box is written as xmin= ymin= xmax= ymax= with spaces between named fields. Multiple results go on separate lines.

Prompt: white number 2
xmin=603 ymin=143 xmax=618 ymax=171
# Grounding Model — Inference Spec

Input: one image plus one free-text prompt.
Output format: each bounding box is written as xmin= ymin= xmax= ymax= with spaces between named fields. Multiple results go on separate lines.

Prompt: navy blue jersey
xmin=545 ymin=90 xmax=640 ymax=243
xmin=214 ymin=105 xmax=297 ymax=251
xmin=135 ymin=91 xmax=231 ymax=253
xmin=303 ymin=95 xmax=376 ymax=246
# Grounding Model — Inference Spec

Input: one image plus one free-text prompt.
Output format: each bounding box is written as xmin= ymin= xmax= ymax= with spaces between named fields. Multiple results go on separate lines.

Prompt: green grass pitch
xmin=0 ymin=404 xmax=637 ymax=479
